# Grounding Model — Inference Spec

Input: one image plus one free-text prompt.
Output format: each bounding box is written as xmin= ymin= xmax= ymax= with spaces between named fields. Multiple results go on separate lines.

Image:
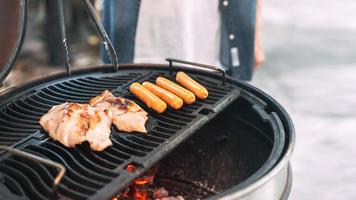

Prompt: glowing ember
xmin=134 ymin=175 xmax=154 ymax=185
xmin=112 ymin=165 xmax=184 ymax=200
xmin=126 ymin=164 xmax=137 ymax=173
xmin=112 ymin=165 xmax=155 ymax=200
xmin=134 ymin=189 xmax=148 ymax=200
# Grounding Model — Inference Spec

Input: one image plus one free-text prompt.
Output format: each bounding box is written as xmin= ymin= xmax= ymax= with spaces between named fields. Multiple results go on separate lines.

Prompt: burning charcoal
xmin=134 ymin=189 xmax=148 ymax=200
xmin=113 ymin=194 xmax=128 ymax=200
xmin=126 ymin=164 xmax=137 ymax=173
xmin=134 ymin=175 xmax=154 ymax=185
xmin=153 ymin=187 xmax=169 ymax=198
xmin=156 ymin=196 xmax=185 ymax=200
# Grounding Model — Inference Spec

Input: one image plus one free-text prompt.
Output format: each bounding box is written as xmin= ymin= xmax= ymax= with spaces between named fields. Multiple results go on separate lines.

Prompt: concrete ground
xmin=252 ymin=0 xmax=356 ymax=199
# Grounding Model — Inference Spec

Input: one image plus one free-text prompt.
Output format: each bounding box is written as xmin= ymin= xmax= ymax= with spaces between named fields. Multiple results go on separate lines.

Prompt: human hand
xmin=254 ymin=0 xmax=265 ymax=70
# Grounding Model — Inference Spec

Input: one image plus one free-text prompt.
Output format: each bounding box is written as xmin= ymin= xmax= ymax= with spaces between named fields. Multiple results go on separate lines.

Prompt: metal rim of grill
xmin=0 ymin=64 xmax=294 ymax=200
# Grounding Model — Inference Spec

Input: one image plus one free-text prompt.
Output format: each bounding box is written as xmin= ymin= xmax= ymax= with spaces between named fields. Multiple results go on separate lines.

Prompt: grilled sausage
xmin=176 ymin=71 xmax=208 ymax=100
xmin=142 ymin=81 xmax=183 ymax=110
xmin=156 ymin=77 xmax=196 ymax=105
xmin=129 ymin=82 xmax=167 ymax=113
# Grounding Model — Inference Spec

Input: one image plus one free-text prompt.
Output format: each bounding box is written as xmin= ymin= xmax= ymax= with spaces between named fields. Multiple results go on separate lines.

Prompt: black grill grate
xmin=0 ymin=68 xmax=239 ymax=199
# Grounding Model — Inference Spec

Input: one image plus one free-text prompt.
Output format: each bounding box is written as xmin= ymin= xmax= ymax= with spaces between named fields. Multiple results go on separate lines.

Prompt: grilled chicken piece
xmin=110 ymin=97 xmax=148 ymax=133
xmin=86 ymin=106 xmax=113 ymax=151
xmin=90 ymin=90 xmax=148 ymax=133
xmin=39 ymin=90 xmax=148 ymax=151
xmin=40 ymin=103 xmax=89 ymax=148
xmin=40 ymin=102 xmax=113 ymax=151
xmin=89 ymin=90 xmax=114 ymax=108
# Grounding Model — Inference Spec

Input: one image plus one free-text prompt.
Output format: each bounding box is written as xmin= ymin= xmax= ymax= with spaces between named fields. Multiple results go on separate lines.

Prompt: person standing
xmin=102 ymin=0 xmax=264 ymax=81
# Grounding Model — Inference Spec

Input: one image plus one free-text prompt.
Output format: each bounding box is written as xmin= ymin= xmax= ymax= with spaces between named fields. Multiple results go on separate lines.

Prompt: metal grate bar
xmin=0 ymin=68 xmax=240 ymax=199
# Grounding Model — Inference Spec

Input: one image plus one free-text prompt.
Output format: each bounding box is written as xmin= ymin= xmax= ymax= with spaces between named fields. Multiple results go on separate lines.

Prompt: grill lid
xmin=0 ymin=65 xmax=240 ymax=200
xmin=0 ymin=0 xmax=119 ymax=86
xmin=0 ymin=0 xmax=27 ymax=86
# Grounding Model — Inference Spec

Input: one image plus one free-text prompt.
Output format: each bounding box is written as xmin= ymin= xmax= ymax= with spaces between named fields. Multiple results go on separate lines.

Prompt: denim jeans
xmin=102 ymin=0 xmax=256 ymax=80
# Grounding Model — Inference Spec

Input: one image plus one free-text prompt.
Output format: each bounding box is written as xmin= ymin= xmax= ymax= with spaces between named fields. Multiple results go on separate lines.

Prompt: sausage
xmin=142 ymin=81 xmax=183 ymax=110
xmin=176 ymin=71 xmax=208 ymax=100
xmin=156 ymin=77 xmax=196 ymax=105
xmin=129 ymin=82 xmax=167 ymax=113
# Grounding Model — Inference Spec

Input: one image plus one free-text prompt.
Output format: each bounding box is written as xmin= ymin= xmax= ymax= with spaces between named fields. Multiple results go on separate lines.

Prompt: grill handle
xmin=166 ymin=58 xmax=226 ymax=85
xmin=57 ymin=0 xmax=71 ymax=75
xmin=0 ymin=145 xmax=65 ymax=200
xmin=82 ymin=0 xmax=119 ymax=71
xmin=56 ymin=0 xmax=119 ymax=75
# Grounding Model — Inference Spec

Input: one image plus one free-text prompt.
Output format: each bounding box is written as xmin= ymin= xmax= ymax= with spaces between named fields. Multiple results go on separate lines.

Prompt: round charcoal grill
xmin=0 ymin=64 xmax=295 ymax=200
xmin=0 ymin=1 xmax=295 ymax=199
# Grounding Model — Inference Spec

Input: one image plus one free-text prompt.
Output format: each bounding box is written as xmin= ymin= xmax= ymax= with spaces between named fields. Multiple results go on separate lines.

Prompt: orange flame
xmin=134 ymin=175 xmax=154 ymax=185
xmin=112 ymin=164 xmax=158 ymax=200
xmin=112 ymin=164 xmax=164 ymax=200
xmin=134 ymin=189 xmax=148 ymax=200
xmin=126 ymin=164 xmax=136 ymax=173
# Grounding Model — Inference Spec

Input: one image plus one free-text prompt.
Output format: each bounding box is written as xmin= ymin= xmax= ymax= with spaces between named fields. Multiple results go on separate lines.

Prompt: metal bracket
xmin=0 ymin=145 xmax=65 ymax=200
xmin=166 ymin=58 xmax=226 ymax=85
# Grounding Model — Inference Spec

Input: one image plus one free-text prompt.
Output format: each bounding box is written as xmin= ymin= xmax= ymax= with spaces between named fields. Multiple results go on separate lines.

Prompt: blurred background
xmin=1 ymin=0 xmax=356 ymax=199
xmin=0 ymin=0 xmax=102 ymax=91
xmin=253 ymin=0 xmax=356 ymax=199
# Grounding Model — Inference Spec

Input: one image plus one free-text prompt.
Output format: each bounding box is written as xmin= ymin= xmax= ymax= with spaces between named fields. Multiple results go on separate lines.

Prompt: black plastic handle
xmin=166 ymin=58 xmax=226 ymax=85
